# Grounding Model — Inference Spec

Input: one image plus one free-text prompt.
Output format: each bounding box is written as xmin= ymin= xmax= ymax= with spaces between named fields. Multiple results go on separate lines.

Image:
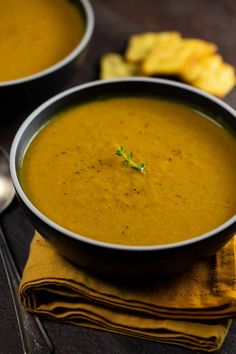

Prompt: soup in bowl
xmin=10 ymin=78 xmax=236 ymax=276
xmin=0 ymin=0 xmax=94 ymax=114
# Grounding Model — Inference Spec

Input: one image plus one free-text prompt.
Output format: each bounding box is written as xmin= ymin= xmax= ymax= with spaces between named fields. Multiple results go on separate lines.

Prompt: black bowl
xmin=0 ymin=0 xmax=94 ymax=118
xmin=10 ymin=78 xmax=236 ymax=277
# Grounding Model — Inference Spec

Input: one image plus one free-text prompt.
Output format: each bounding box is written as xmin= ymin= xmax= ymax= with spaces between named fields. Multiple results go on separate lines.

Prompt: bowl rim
xmin=0 ymin=0 xmax=94 ymax=87
xmin=10 ymin=77 xmax=236 ymax=252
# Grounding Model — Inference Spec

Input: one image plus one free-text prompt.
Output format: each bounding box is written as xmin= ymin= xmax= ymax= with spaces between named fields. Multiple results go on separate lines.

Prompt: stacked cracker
xmin=100 ymin=32 xmax=235 ymax=97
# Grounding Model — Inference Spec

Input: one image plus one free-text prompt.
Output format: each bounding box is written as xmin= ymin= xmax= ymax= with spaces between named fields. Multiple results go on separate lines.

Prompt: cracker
xmin=100 ymin=34 xmax=235 ymax=97
xmin=100 ymin=53 xmax=138 ymax=80
xmin=142 ymin=37 xmax=217 ymax=76
xmin=181 ymin=43 xmax=218 ymax=82
xmin=192 ymin=59 xmax=235 ymax=97
xmin=141 ymin=34 xmax=184 ymax=75
xmin=125 ymin=32 xmax=181 ymax=63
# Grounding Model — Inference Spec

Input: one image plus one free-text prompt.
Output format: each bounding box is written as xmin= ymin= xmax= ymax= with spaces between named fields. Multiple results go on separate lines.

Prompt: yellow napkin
xmin=20 ymin=233 xmax=236 ymax=352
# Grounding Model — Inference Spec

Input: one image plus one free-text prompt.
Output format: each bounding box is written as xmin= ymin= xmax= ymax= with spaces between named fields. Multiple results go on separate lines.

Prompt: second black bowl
xmin=0 ymin=0 xmax=94 ymax=119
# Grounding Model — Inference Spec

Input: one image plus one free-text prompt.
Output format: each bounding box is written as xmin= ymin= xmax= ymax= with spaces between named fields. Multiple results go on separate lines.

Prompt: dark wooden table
xmin=0 ymin=0 xmax=236 ymax=353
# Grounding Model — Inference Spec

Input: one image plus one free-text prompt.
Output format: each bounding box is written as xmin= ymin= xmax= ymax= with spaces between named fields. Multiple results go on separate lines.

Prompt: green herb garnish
xmin=115 ymin=146 xmax=145 ymax=172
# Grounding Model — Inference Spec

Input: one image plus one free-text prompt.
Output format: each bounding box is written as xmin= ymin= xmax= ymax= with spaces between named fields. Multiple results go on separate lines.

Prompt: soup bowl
xmin=10 ymin=78 xmax=236 ymax=277
xmin=0 ymin=0 xmax=94 ymax=118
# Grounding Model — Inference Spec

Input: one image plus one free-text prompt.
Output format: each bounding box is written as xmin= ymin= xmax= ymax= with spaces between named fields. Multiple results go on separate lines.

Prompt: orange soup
xmin=0 ymin=0 xmax=84 ymax=81
xmin=20 ymin=97 xmax=236 ymax=246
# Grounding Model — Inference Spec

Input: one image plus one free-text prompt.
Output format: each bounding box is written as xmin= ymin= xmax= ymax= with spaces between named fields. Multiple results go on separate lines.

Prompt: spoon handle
xmin=0 ymin=225 xmax=54 ymax=354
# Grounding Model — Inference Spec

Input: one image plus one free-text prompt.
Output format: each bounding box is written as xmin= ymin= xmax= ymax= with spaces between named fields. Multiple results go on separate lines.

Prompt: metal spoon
xmin=0 ymin=147 xmax=53 ymax=354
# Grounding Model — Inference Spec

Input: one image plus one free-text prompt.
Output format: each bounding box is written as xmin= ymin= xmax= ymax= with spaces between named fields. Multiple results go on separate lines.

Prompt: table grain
xmin=0 ymin=0 xmax=236 ymax=353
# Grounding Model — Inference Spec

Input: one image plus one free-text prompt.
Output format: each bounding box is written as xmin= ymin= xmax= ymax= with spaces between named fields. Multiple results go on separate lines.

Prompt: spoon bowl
xmin=0 ymin=147 xmax=15 ymax=213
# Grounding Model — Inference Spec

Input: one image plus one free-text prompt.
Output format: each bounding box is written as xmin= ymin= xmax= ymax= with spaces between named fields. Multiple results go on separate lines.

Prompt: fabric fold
xmin=20 ymin=233 xmax=236 ymax=351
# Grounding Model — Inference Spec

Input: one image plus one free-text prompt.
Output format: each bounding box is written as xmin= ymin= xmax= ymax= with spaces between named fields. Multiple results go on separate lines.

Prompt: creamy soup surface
xmin=20 ymin=97 xmax=236 ymax=246
xmin=0 ymin=0 xmax=84 ymax=81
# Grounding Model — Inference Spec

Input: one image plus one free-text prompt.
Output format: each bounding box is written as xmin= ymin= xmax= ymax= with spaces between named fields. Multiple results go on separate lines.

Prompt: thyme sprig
xmin=115 ymin=146 xmax=145 ymax=172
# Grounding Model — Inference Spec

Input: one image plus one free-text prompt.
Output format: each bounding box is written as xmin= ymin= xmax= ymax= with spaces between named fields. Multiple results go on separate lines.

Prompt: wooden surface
xmin=0 ymin=0 xmax=236 ymax=353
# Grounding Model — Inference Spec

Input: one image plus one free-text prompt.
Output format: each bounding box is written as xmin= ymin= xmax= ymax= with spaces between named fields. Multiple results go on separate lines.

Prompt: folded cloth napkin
xmin=20 ymin=233 xmax=236 ymax=352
